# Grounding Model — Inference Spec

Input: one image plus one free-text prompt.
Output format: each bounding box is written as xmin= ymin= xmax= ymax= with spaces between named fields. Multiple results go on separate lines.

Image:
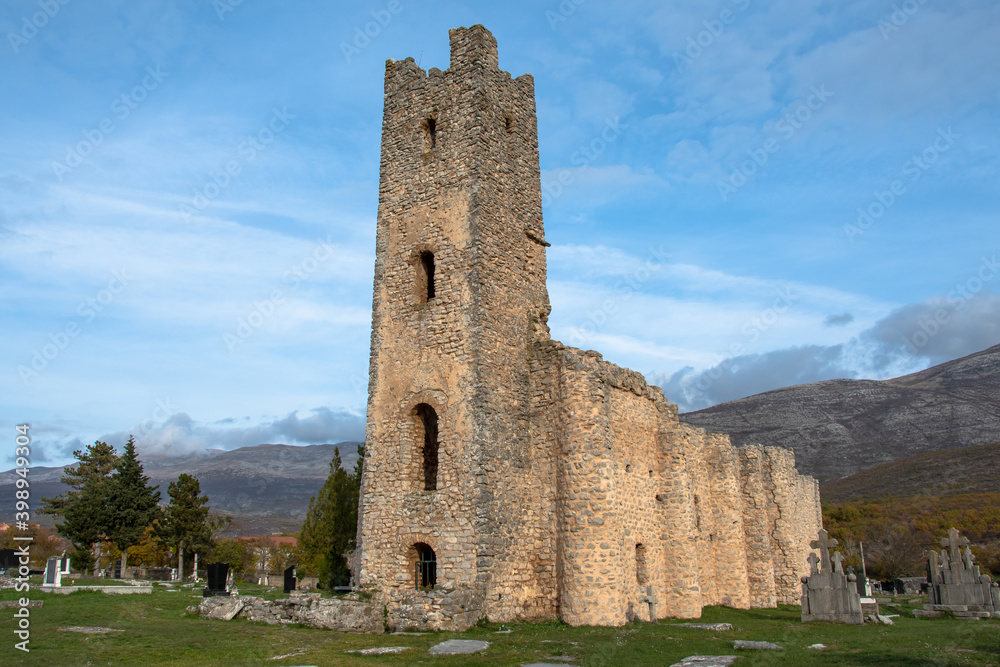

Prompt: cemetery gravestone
xmin=284 ymin=566 xmax=296 ymax=594
xmin=203 ymin=562 xmax=230 ymax=597
xmin=800 ymin=529 xmax=863 ymax=624
xmin=43 ymin=557 xmax=62 ymax=587
xmin=916 ymin=528 xmax=1000 ymax=619
xmin=0 ymin=549 xmax=16 ymax=571
xmin=59 ymin=556 xmax=71 ymax=574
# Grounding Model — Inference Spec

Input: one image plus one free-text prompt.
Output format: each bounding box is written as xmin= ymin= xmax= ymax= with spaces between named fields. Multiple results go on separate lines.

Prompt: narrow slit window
xmin=419 ymin=251 xmax=436 ymax=301
xmin=416 ymin=403 xmax=438 ymax=491
xmin=636 ymin=543 xmax=649 ymax=585
xmin=424 ymin=117 xmax=437 ymax=149
xmin=504 ymin=115 xmax=513 ymax=134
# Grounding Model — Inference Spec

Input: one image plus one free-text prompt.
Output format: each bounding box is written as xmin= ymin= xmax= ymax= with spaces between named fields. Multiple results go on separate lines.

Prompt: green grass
xmin=1 ymin=586 xmax=997 ymax=666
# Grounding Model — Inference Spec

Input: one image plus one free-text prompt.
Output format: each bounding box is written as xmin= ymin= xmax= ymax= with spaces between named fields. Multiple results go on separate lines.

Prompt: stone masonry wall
xmin=357 ymin=24 xmax=822 ymax=631
xmin=529 ymin=342 xmax=818 ymax=625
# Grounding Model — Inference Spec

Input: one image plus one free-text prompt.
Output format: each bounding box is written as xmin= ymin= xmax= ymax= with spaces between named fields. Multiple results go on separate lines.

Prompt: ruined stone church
xmin=356 ymin=25 xmax=822 ymax=629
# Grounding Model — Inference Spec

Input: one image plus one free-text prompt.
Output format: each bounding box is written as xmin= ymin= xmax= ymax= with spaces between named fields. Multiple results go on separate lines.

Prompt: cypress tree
xmin=107 ymin=436 xmax=161 ymax=573
xmin=157 ymin=473 xmax=214 ymax=579
xmin=298 ymin=445 xmax=363 ymax=588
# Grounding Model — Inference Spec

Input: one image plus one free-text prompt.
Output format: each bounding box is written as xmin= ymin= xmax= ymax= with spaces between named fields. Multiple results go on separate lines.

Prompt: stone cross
xmin=641 ymin=585 xmax=658 ymax=621
xmin=831 ymin=551 xmax=845 ymax=574
xmin=810 ymin=529 xmax=839 ymax=573
xmin=807 ymin=552 xmax=821 ymax=576
xmin=942 ymin=527 xmax=969 ymax=566
xmin=963 ymin=546 xmax=975 ymax=571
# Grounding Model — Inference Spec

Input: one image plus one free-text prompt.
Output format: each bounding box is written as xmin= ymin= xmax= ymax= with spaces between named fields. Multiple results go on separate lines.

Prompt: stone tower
xmin=356 ymin=25 xmax=554 ymax=622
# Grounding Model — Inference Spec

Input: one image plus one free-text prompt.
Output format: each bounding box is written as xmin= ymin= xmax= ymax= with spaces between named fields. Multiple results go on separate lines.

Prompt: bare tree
xmin=864 ymin=523 xmax=923 ymax=579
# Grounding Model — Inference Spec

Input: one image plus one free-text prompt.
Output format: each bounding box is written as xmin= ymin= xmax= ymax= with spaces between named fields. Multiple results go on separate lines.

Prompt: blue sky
xmin=2 ymin=0 xmax=998 ymax=469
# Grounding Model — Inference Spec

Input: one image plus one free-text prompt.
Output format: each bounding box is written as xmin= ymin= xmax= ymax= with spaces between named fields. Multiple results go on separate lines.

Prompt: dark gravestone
xmin=203 ymin=562 xmax=230 ymax=597
xmin=284 ymin=566 xmax=296 ymax=594
xmin=0 ymin=549 xmax=16 ymax=570
xmin=114 ymin=561 xmax=122 ymax=579
xmin=856 ymin=571 xmax=868 ymax=597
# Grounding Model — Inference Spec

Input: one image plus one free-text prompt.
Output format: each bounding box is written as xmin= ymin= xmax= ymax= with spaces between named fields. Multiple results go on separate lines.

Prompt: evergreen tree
xmin=298 ymin=445 xmax=363 ymax=588
xmin=41 ymin=440 xmax=120 ymax=573
xmin=106 ymin=436 xmax=161 ymax=573
xmin=156 ymin=473 xmax=214 ymax=579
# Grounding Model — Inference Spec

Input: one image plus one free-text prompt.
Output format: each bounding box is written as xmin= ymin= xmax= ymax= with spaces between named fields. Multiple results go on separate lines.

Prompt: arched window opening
xmin=416 ymin=403 xmax=438 ymax=491
xmin=636 ymin=543 xmax=649 ymax=585
xmin=418 ymin=251 xmax=436 ymax=302
xmin=414 ymin=543 xmax=437 ymax=590
xmin=423 ymin=117 xmax=437 ymax=149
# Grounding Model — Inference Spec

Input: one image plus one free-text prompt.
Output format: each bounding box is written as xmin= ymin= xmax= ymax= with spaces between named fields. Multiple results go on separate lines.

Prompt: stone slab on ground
xmin=675 ymin=623 xmax=734 ymax=631
xmin=346 ymin=646 xmax=411 ymax=655
xmin=734 ymin=640 xmax=783 ymax=650
xmin=428 ymin=639 xmax=490 ymax=655
xmin=0 ymin=600 xmax=41 ymax=608
xmin=58 ymin=627 xmax=125 ymax=634
xmin=927 ymin=604 xmax=973 ymax=612
xmin=523 ymin=663 xmax=578 ymax=667
xmin=40 ymin=585 xmax=152 ymax=595
xmin=669 ymin=656 xmax=740 ymax=667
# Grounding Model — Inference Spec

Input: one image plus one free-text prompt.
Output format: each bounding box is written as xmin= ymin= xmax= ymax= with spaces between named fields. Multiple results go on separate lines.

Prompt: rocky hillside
xmin=819 ymin=441 xmax=1000 ymax=503
xmin=1 ymin=442 xmax=361 ymax=534
xmin=680 ymin=344 xmax=1000 ymax=483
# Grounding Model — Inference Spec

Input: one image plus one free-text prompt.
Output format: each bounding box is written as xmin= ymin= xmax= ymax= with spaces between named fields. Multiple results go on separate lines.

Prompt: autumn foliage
xmin=822 ymin=493 xmax=1000 ymax=579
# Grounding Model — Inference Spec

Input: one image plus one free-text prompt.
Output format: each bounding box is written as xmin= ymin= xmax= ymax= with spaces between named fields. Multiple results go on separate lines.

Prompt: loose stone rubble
xmin=195 ymin=593 xmax=384 ymax=633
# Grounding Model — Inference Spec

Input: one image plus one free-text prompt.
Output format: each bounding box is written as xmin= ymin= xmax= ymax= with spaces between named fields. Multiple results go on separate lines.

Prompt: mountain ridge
xmin=680 ymin=344 xmax=1000 ymax=482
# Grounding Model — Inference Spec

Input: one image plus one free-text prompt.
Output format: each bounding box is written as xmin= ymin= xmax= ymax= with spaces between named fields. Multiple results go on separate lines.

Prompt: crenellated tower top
xmin=448 ymin=24 xmax=499 ymax=71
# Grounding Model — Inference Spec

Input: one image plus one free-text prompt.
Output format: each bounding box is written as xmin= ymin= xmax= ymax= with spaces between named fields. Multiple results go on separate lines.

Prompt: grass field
xmin=2 ymin=582 xmax=998 ymax=666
